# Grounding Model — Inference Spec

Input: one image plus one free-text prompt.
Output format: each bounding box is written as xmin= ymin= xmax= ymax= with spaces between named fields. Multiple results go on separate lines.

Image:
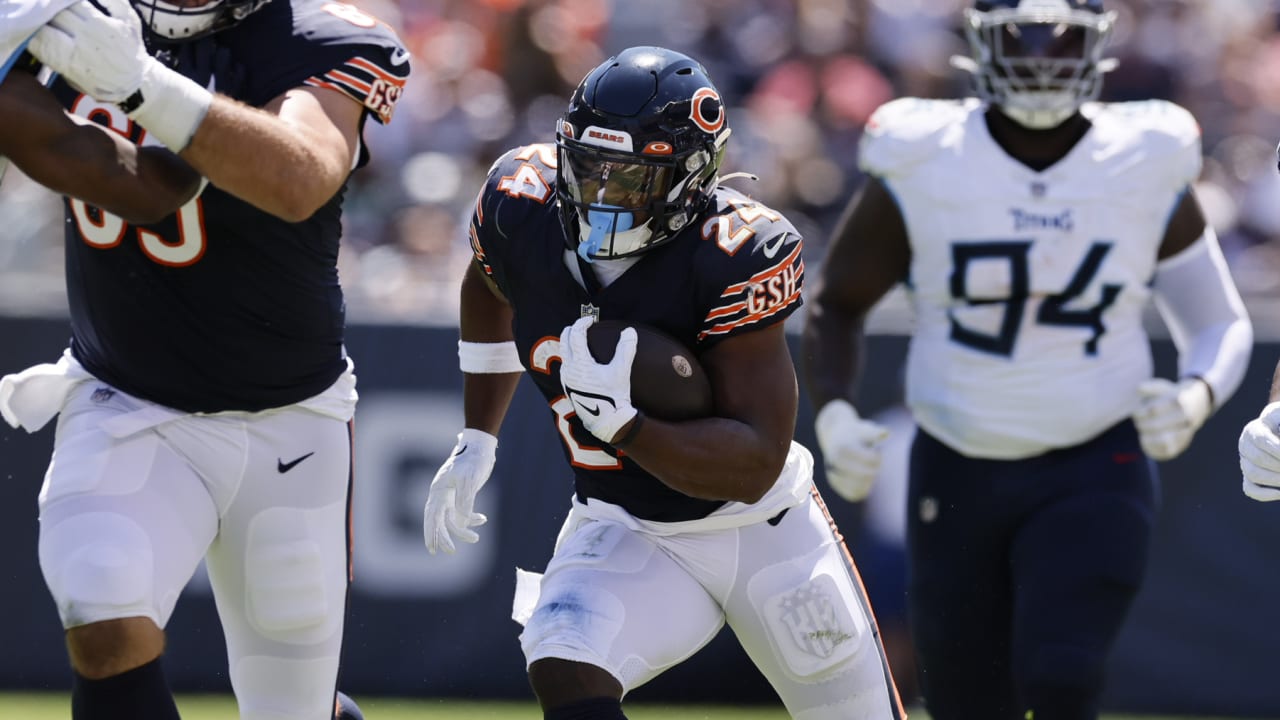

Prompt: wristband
xmin=610 ymin=412 xmax=646 ymax=449
xmin=458 ymin=340 xmax=524 ymax=374
xmin=126 ymin=60 xmax=213 ymax=152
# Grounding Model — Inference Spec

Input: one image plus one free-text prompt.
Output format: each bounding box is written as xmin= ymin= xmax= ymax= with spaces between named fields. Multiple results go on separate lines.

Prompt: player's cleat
xmin=335 ymin=691 xmax=364 ymax=720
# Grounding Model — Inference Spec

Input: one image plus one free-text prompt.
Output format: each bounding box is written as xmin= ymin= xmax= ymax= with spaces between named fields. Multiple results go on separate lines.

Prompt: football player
xmin=422 ymin=47 xmax=906 ymax=720
xmin=0 ymin=1 xmax=408 ymax=719
xmin=802 ymin=1 xmax=1252 ymax=718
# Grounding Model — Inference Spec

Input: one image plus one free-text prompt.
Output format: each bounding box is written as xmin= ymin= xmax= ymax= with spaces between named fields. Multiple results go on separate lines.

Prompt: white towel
xmin=0 ymin=349 xmax=93 ymax=432
xmin=0 ymin=0 xmax=77 ymax=83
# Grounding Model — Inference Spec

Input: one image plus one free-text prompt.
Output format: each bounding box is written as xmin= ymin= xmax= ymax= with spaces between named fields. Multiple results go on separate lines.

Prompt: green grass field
xmin=0 ymin=693 xmax=1259 ymax=720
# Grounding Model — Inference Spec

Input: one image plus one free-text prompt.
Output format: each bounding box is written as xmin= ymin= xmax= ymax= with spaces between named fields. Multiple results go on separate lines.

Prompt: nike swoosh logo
xmin=277 ymin=452 xmax=315 ymax=473
xmin=760 ymin=232 xmax=788 ymax=259
xmin=454 ymin=444 xmax=468 ymax=457
xmin=389 ymin=48 xmax=410 ymax=66
xmin=566 ymin=387 xmax=615 ymax=417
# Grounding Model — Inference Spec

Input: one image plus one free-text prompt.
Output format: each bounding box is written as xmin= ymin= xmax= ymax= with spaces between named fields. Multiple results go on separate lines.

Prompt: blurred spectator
xmin=4 ymin=0 xmax=1280 ymax=325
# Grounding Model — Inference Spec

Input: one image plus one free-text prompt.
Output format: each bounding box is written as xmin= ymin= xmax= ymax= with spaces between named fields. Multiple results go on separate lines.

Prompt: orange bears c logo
xmin=690 ymin=87 xmax=724 ymax=133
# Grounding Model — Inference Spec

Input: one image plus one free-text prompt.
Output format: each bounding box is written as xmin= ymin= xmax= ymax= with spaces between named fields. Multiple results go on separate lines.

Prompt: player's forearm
xmin=180 ymin=96 xmax=348 ymax=222
xmin=1269 ymin=361 xmax=1280 ymax=404
xmin=17 ymin=122 xmax=198 ymax=224
xmin=801 ymin=299 xmax=868 ymax=410
xmin=619 ymin=417 xmax=788 ymax=504
xmin=458 ymin=263 xmax=521 ymax=436
xmin=0 ymin=72 xmax=197 ymax=223
xmin=1153 ymin=232 xmax=1253 ymax=410
xmin=463 ymin=373 xmax=521 ymax=437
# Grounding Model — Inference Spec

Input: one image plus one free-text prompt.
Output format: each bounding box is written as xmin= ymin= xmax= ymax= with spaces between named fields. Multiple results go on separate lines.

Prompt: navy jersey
xmin=471 ymin=144 xmax=805 ymax=522
xmin=51 ymin=0 xmax=408 ymax=413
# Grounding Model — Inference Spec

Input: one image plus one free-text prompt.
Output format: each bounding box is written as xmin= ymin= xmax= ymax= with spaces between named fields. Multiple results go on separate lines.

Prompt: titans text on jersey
xmin=51 ymin=0 xmax=408 ymax=413
xmin=472 ymin=143 xmax=805 ymax=522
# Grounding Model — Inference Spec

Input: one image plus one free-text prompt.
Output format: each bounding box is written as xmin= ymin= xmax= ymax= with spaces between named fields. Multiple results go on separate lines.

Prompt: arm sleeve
xmin=1151 ymin=227 xmax=1252 ymax=409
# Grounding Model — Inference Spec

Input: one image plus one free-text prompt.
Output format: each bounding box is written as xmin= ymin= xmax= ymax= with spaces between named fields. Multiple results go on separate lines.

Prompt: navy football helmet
xmin=556 ymin=46 xmax=730 ymax=261
xmin=954 ymin=0 xmax=1117 ymax=128
xmin=132 ymin=0 xmax=271 ymax=41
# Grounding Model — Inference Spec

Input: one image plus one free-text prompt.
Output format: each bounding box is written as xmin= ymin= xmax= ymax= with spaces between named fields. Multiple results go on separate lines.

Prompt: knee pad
xmin=518 ymin=576 xmax=626 ymax=673
xmin=42 ymin=512 xmax=155 ymax=627
xmin=244 ymin=506 xmax=339 ymax=640
xmin=1020 ymin=643 xmax=1104 ymax=719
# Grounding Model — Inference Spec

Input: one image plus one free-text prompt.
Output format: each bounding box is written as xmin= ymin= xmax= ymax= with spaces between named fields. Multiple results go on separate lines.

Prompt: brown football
xmin=586 ymin=320 xmax=714 ymax=421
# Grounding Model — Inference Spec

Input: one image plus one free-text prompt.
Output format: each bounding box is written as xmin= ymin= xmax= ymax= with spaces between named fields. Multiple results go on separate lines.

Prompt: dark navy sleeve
xmin=221 ymin=0 xmax=408 ymax=124
xmin=468 ymin=143 xmax=560 ymax=296
xmin=693 ymin=190 xmax=805 ymax=349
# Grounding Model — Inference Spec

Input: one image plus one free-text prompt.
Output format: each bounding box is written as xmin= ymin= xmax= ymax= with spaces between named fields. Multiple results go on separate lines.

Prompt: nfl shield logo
xmin=778 ymin=581 xmax=851 ymax=659
xmin=580 ymin=303 xmax=600 ymax=320
xmin=91 ymin=387 xmax=116 ymax=403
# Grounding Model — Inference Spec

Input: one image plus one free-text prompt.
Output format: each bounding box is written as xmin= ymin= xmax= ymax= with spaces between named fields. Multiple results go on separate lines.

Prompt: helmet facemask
xmin=955 ymin=1 xmax=1117 ymax=129
xmin=557 ymin=119 xmax=725 ymax=262
xmin=132 ymin=0 xmax=270 ymax=42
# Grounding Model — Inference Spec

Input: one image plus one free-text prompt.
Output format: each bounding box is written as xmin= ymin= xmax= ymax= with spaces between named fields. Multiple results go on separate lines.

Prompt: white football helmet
xmin=953 ymin=0 xmax=1118 ymax=129
xmin=131 ymin=0 xmax=271 ymax=41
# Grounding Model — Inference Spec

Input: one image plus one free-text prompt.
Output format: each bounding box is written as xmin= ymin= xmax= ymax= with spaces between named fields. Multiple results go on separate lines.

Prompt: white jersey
xmin=861 ymin=97 xmax=1202 ymax=459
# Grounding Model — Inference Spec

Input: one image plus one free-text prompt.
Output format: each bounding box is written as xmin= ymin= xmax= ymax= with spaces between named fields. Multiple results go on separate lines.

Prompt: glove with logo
xmin=1240 ymin=402 xmax=1280 ymax=502
xmin=1132 ymin=377 xmax=1212 ymax=461
xmin=558 ymin=316 xmax=638 ymax=444
xmin=814 ymin=399 xmax=890 ymax=502
xmin=423 ymin=429 xmax=498 ymax=555
xmin=29 ymin=0 xmax=213 ymax=150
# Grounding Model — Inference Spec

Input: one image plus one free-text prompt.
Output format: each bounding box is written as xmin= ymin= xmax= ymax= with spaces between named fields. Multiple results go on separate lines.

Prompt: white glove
xmin=29 ymin=0 xmax=212 ymax=150
xmin=29 ymin=0 xmax=147 ymax=103
xmin=1132 ymin=377 xmax=1212 ymax=462
xmin=1240 ymin=402 xmax=1280 ymax=502
xmin=423 ymin=429 xmax=497 ymax=555
xmin=814 ymin=399 xmax=890 ymax=502
xmin=558 ymin=316 xmax=638 ymax=444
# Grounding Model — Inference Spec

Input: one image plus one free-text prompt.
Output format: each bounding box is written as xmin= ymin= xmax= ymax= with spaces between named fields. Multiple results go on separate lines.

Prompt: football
xmin=586 ymin=320 xmax=714 ymax=421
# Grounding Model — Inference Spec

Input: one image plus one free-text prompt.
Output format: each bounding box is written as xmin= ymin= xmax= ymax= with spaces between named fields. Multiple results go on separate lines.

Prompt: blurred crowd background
xmin=4 ymin=0 xmax=1280 ymax=322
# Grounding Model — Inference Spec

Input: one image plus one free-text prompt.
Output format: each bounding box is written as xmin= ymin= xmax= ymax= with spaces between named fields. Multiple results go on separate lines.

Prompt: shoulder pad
xmin=1087 ymin=100 xmax=1202 ymax=187
xmin=693 ymin=189 xmax=804 ymax=345
xmin=859 ymin=98 xmax=974 ymax=179
xmin=227 ymin=0 xmax=409 ymax=123
xmin=473 ymin=143 xmax=559 ymax=245
xmin=482 ymin=143 xmax=559 ymax=212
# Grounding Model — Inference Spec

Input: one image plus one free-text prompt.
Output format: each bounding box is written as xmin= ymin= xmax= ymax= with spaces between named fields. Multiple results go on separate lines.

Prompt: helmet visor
xmin=1000 ymin=22 xmax=1088 ymax=62
xmin=560 ymin=145 xmax=672 ymax=226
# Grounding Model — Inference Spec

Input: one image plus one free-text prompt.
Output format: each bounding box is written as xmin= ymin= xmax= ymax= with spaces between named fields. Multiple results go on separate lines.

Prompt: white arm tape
xmin=1152 ymin=227 xmax=1253 ymax=409
xmin=458 ymin=340 xmax=524 ymax=374
xmin=130 ymin=61 xmax=213 ymax=152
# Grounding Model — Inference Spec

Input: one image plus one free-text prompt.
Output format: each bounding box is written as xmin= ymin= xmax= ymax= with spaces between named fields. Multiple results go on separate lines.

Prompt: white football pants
xmin=36 ymin=372 xmax=355 ymax=720
xmin=515 ymin=488 xmax=906 ymax=720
